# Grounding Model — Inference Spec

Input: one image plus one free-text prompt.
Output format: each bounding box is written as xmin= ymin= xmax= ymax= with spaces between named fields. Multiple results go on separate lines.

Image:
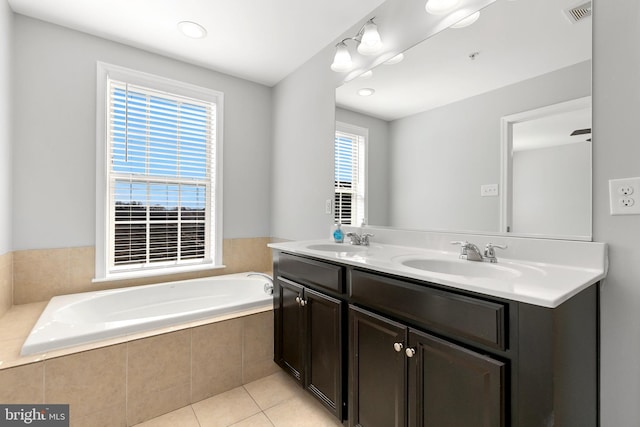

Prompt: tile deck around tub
xmin=134 ymin=371 xmax=342 ymax=427
xmin=0 ymin=300 xmax=272 ymax=370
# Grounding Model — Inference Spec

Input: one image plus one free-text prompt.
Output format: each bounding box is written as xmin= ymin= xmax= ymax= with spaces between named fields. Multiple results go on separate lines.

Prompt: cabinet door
xmin=275 ymin=278 xmax=305 ymax=383
xmin=305 ymin=288 xmax=344 ymax=420
xmin=407 ymin=328 xmax=505 ymax=427
xmin=349 ymin=306 xmax=407 ymax=427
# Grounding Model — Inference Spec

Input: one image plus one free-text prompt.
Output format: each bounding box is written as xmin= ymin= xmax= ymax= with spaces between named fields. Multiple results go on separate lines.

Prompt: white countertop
xmin=268 ymin=237 xmax=607 ymax=308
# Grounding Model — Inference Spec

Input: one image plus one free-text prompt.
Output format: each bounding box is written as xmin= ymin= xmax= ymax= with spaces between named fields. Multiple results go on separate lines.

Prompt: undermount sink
xmin=306 ymin=243 xmax=368 ymax=253
xmin=400 ymin=258 xmax=522 ymax=280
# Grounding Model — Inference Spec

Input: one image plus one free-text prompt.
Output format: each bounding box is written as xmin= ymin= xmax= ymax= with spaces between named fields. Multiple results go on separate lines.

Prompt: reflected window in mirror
xmin=335 ymin=122 xmax=367 ymax=226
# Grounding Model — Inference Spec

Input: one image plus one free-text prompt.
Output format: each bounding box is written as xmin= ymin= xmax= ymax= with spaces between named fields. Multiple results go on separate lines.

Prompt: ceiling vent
xmin=564 ymin=1 xmax=592 ymax=24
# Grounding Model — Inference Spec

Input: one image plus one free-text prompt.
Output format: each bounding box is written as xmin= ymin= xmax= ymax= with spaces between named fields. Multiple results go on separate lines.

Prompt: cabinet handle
xmin=393 ymin=342 xmax=404 ymax=352
xmin=405 ymin=347 xmax=416 ymax=358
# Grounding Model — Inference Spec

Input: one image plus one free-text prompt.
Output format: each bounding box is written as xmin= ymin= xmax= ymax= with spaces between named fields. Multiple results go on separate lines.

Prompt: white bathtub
xmin=21 ymin=272 xmax=273 ymax=356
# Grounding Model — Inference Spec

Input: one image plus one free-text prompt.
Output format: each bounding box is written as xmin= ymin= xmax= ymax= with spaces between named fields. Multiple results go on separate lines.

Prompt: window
xmin=95 ymin=63 xmax=223 ymax=280
xmin=334 ymin=122 xmax=367 ymax=226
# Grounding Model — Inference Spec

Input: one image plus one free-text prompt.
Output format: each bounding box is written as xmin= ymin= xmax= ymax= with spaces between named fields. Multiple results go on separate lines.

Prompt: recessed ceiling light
xmin=178 ymin=21 xmax=207 ymax=39
xmin=359 ymin=70 xmax=374 ymax=79
xmin=358 ymin=88 xmax=376 ymax=97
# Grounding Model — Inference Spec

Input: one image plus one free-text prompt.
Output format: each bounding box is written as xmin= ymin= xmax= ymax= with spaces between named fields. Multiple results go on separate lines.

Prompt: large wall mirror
xmin=335 ymin=0 xmax=592 ymax=240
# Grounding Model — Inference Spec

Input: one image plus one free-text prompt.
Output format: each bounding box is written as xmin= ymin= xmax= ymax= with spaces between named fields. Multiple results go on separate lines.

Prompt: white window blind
xmin=335 ymin=123 xmax=366 ymax=226
xmin=106 ymin=77 xmax=216 ymax=274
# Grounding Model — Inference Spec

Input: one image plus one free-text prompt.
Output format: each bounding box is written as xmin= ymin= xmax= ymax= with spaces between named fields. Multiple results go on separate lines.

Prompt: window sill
xmin=92 ymin=263 xmax=227 ymax=284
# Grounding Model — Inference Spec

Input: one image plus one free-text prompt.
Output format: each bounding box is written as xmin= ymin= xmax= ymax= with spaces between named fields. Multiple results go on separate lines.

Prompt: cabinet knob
xmin=295 ymin=296 xmax=304 ymax=306
xmin=300 ymin=299 xmax=307 ymax=307
xmin=405 ymin=347 xmax=416 ymax=358
xmin=393 ymin=342 xmax=404 ymax=352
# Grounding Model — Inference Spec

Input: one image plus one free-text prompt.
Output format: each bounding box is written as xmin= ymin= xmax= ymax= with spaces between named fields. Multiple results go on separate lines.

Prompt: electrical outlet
xmin=618 ymin=186 xmax=634 ymax=196
xmin=609 ymin=177 xmax=640 ymax=215
xmin=620 ymin=198 xmax=635 ymax=207
xmin=481 ymin=184 xmax=499 ymax=197
xmin=325 ymin=199 xmax=332 ymax=214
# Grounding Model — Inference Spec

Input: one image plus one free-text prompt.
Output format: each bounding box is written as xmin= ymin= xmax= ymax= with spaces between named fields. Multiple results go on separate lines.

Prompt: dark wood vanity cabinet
xmin=349 ymin=306 xmax=407 ymax=427
xmin=349 ymin=305 xmax=505 ymax=427
xmin=272 ymin=251 xmax=599 ymax=427
xmin=406 ymin=328 xmax=505 ymax=427
xmin=348 ymin=271 xmax=506 ymax=427
xmin=273 ymin=252 xmax=346 ymax=420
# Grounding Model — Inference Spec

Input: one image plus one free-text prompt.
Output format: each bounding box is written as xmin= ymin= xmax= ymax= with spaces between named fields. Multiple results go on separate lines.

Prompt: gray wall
xmin=594 ymin=0 xmax=640 ymax=424
xmin=0 ymin=0 xmax=11 ymax=255
xmin=271 ymin=0 xmax=640 ymax=424
xmin=512 ymin=142 xmax=591 ymax=236
xmin=12 ymin=15 xmax=272 ymax=250
xmin=388 ymin=61 xmax=590 ymax=233
xmin=335 ymin=107 xmax=390 ymax=226
xmin=271 ymin=47 xmax=337 ymax=240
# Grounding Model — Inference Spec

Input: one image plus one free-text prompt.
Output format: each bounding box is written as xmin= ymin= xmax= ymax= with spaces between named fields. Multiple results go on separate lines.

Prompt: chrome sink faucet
xmin=451 ymin=241 xmax=507 ymax=263
xmin=347 ymin=231 xmax=374 ymax=246
xmin=346 ymin=220 xmax=374 ymax=246
xmin=483 ymin=243 xmax=508 ymax=263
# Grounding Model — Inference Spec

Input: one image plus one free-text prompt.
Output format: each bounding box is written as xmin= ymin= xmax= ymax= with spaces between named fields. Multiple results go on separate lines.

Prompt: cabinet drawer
xmin=278 ymin=253 xmax=345 ymax=294
xmin=349 ymin=270 xmax=506 ymax=350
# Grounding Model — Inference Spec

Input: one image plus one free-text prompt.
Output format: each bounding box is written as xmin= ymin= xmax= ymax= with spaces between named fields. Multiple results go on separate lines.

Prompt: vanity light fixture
xmin=425 ymin=0 xmax=461 ymax=15
xmin=357 ymin=19 xmax=383 ymax=55
xmin=357 ymin=88 xmax=376 ymax=96
xmin=331 ymin=18 xmax=384 ymax=72
xmin=331 ymin=41 xmax=353 ymax=72
xmin=451 ymin=11 xmax=481 ymax=28
xmin=178 ymin=21 xmax=207 ymax=39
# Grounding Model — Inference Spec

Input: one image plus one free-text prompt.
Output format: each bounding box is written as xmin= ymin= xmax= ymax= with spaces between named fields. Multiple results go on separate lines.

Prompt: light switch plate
xmin=609 ymin=177 xmax=640 ymax=215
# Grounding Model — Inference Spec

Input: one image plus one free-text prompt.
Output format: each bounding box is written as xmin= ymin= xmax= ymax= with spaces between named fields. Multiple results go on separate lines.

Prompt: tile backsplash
xmin=12 ymin=237 xmax=273 ymax=304
xmin=0 ymin=251 xmax=12 ymax=317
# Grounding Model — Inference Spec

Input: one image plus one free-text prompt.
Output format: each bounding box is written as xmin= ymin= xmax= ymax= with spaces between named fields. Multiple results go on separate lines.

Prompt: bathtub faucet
xmin=248 ymin=272 xmax=274 ymax=295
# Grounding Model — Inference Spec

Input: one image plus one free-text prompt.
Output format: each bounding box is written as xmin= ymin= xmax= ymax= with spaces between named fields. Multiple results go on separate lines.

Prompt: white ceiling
xmin=513 ymin=106 xmax=591 ymax=152
xmin=7 ymin=0 xmax=387 ymax=86
xmin=336 ymin=0 xmax=592 ymax=121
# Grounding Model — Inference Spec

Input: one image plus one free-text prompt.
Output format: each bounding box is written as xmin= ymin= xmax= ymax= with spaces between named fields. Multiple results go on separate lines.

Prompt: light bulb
xmin=384 ymin=53 xmax=405 ymax=65
xmin=331 ymin=42 xmax=353 ymax=72
xmin=357 ymin=21 xmax=383 ymax=56
xmin=358 ymin=88 xmax=375 ymax=97
xmin=178 ymin=21 xmax=207 ymax=39
xmin=425 ymin=0 xmax=461 ymax=15
xmin=451 ymin=11 xmax=481 ymax=28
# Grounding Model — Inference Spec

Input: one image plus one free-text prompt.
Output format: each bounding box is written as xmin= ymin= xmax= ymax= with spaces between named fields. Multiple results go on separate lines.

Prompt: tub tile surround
xmin=45 ymin=344 xmax=128 ymax=426
xmin=0 ymin=310 xmax=280 ymax=426
xmin=0 ymin=251 xmax=12 ymax=318
xmin=11 ymin=237 xmax=274 ymax=305
xmin=191 ymin=319 xmax=244 ymax=403
xmin=127 ymin=330 xmax=192 ymax=425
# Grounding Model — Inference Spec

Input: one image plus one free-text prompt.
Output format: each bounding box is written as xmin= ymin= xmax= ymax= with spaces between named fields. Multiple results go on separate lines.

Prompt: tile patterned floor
xmin=133 ymin=371 xmax=343 ymax=427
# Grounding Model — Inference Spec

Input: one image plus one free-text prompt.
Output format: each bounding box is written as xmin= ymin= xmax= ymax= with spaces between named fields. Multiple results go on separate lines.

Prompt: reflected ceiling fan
xmin=570 ymin=128 xmax=592 ymax=142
